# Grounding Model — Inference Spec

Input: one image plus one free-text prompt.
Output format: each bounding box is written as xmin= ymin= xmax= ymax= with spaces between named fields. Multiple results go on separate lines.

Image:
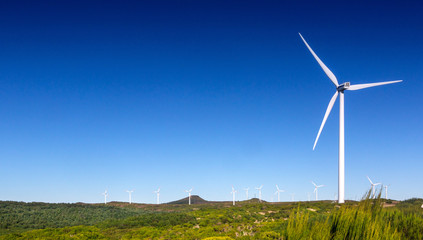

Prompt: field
xmin=1 ymin=191 xmax=423 ymax=239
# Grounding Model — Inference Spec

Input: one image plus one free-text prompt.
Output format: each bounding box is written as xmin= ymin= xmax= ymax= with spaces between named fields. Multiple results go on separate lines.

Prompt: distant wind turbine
xmin=312 ymin=181 xmax=325 ymax=201
xmin=255 ymin=185 xmax=263 ymax=202
xmin=244 ymin=187 xmax=249 ymax=200
xmin=367 ymin=176 xmax=381 ymax=198
xmin=154 ymin=188 xmax=160 ymax=204
xmin=274 ymin=185 xmax=284 ymax=202
xmin=185 ymin=188 xmax=193 ymax=205
xmin=333 ymin=193 xmax=338 ymax=203
xmin=384 ymin=185 xmax=390 ymax=199
xmin=126 ymin=190 xmax=134 ymax=204
xmin=299 ymin=33 xmax=402 ymax=204
xmin=102 ymin=190 xmax=108 ymax=204
xmin=231 ymin=186 xmax=237 ymax=206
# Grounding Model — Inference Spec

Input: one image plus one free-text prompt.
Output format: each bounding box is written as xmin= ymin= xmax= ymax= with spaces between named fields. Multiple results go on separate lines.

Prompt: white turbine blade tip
xmin=299 ymin=33 xmax=339 ymax=86
xmin=313 ymin=91 xmax=339 ymax=150
xmin=367 ymin=176 xmax=373 ymax=184
xmin=348 ymin=80 xmax=403 ymax=91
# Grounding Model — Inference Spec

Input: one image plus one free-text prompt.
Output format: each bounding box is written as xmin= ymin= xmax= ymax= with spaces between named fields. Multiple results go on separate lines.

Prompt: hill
xmin=166 ymin=195 xmax=209 ymax=204
xmin=165 ymin=195 xmax=265 ymax=205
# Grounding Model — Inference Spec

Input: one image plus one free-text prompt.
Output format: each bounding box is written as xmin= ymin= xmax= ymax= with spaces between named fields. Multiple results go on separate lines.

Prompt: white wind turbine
xmin=290 ymin=193 xmax=295 ymax=202
xmin=154 ymin=188 xmax=160 ymax=204
xmin=185 ymin=188 xmax=193 ymax=205
xmin=126 ymin=190 xmax=134 ymax=204
xmin=333 ymin=193 xmax=338 ymax=203
xmin=102 ymin=190 xmax=108 ymax=204
xmin=231 ymin=186 xmax=237 ymax=206
xmin=367 ymin=176 xmax=381 ymax=199
xmin=312 ymin=181 xmax=325 ymax=201
xmin=244 ymin=187 xmax=249 ymax=200
xmin=255 ymin=185 xmax=263 ymax=202
xmin=299 ymin=33 xmax=402 ymax=204
xmin=275 ymin=185 xmax=284 ymax=202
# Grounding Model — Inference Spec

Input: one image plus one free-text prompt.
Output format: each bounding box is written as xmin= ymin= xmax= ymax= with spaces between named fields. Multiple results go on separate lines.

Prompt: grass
xmin=0 ymin=189 xmax=422 ymax=239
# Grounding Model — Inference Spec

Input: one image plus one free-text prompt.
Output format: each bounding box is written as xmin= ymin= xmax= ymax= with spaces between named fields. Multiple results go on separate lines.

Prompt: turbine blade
xmin=311 ymin=181 xmax=317 ymax=187
xmin=367 ymin=176 xmax=373 ymax=185
xmin=299 ymin=33 xmax=339 ymax=87
xmin=347 ymin=80 xmax=402 ymax=91
xmin=313 ymin=91 xmax=339 ymax=150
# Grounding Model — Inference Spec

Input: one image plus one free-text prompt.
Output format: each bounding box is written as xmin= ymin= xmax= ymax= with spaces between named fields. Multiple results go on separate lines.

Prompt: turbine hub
xmin=337 ymin=82 xmax=350 ymax=92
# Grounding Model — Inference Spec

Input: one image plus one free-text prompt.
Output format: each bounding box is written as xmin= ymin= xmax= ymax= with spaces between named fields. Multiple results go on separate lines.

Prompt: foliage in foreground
xmin=282 ymin=191 xmax=423 ymax=239
xmin=1 ymin=191 xmax=423 ymax=239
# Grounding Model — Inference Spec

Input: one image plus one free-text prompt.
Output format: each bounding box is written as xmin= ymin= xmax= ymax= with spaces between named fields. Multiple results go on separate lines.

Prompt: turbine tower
xmin=290 ymin=193 xmax=295 ymax=202
xmin=102 ymin=190 xmax=108 ymax=204
xmin=274 ymin=185 xmax=284 ymax=202
xmin=244 ymin=187 xmax=249 ymax=200
xmin=154 ymin=188 xmax=160 ymax=204
xmin=312 ymin=181 xmax=325 ymax=201
xmin=126 ymin=190 xmax=134 ymax=204
xmin=231 ymin=186 xmax=237 ymax=206
xmin=185 ymin=188 xmax=193 ymax=205
xmin=299 ymin=33 xmax=402 ymax=204
xmin=255 ymin=185 xmax=263 ymax=202
xmin=367 ymin=176 xmax=381 ymax=199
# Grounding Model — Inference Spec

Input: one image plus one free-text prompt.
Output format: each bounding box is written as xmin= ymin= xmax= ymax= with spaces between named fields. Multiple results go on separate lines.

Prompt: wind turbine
xmin=102 ymin=190 xmax=108 ymax=204
xmin=154 ymin=188 xmax=160 ymax=204
xmin=333 ymin=193 xmax=338 ymax=203
xmin=275 ymin=185 xmax=284 ymax=202
xmin=255 ymin=185 xmax=263 ymax=202
xmin=126 ymin=190 xmax=134 ymax=204
xmin=367 ymin=176 xmax=381 ymax=198
xmin=231 ymin=186 xmax=237 ymax=206
xmin=299 ymin=33 xmax=402 ymax=204
xmin=244 ymin=187 xmax=249 ymax=200
xmin=185 ymin=188 xmax=193 ymax=205
xmin=312 ymin=181 xmax=325 ymax=201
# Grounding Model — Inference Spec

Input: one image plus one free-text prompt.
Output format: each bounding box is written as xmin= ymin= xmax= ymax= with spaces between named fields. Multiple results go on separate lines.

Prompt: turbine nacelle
xmin=336 ymin=82 xmax=350 ymax=92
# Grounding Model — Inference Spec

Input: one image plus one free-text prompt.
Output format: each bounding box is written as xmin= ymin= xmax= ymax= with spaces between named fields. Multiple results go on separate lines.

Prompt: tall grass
xmin=282 ymin=189 xmax=423 ymax=240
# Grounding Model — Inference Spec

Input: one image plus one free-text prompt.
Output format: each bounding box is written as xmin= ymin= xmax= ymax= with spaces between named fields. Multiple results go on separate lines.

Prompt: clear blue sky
xmin=0 ymin=0 xmax=422 ymax=203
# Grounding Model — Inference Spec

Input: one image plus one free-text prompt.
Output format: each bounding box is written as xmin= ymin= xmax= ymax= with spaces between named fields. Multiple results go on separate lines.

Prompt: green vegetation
xmin=1 ymin=191 xmax=423 ymax=239
xmin=0 ymin=201 xmax=147 ymax=235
